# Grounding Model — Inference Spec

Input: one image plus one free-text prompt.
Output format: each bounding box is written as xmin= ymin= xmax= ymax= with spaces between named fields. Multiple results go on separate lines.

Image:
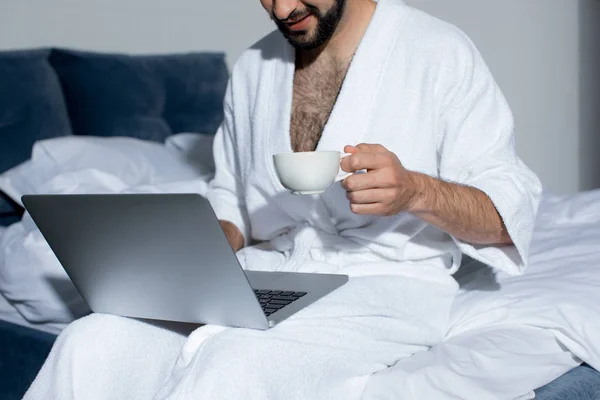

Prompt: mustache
xmin=273 ymin=6 xmax=317 ymax=24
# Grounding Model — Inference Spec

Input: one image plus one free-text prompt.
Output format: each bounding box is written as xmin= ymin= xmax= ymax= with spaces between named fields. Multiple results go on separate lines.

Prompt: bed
xmin=1 ymin=48 xmax=600 ymax=399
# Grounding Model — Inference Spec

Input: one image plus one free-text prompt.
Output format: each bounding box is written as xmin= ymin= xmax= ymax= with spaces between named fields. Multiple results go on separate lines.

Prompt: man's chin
xmin=281 ymin=32 xmax=323 ymax=50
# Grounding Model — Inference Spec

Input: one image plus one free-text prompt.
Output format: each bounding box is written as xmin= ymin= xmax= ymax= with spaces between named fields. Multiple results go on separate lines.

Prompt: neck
xmin=297 ymin=0 xmax=376 ymax=66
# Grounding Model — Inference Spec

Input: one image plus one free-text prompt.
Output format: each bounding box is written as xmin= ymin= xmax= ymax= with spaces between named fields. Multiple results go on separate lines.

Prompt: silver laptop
xmin=22 ymin=193 xmax=348 ymax=330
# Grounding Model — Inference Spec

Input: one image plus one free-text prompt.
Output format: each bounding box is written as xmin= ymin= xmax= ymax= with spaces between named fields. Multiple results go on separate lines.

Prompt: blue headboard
xmin=0 ymin=49 xmax=72 ymax=226
xmin=0 ymin=48 xmax=229 ymax=226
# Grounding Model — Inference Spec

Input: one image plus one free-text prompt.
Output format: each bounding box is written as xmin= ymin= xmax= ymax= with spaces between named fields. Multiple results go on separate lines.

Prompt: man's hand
xmin=340 ymin=143 xmax=511 ymax=245
xmin=219 ymin=220 xmax=245 ymax=252
xmin=340 ymin=144 xmax=419 ymax=216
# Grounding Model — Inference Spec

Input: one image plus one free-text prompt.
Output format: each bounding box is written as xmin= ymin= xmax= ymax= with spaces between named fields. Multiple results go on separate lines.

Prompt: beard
xmin=274 ymin=0 xmax=347 ymax=50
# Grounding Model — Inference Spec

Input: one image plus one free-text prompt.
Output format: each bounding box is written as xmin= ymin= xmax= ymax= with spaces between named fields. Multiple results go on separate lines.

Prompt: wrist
xmin=406 ymin=171 xmax=430 ymax=214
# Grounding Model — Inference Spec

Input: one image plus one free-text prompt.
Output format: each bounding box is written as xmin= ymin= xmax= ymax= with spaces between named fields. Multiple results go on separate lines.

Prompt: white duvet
xmin=0 ymin=135 xmax=599 ymax=398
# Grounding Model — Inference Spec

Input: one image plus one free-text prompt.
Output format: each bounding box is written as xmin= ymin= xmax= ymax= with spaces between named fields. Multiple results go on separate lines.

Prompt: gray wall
xmin=0 ymin=0 xmax=274 ymax=67
xmin=579 ymin=0 xmax=600 ymax=191
xmin=405 ymin=0 xmax=583 ymax=194
xmin=1 ymin=0 xmax=597 ymax=194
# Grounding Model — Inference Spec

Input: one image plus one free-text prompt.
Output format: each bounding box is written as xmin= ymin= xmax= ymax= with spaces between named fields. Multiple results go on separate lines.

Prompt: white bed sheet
xmin=365 ymin=189 xmax=600 ymax=399
xmin=0 ymin=226 xmax=65 ymax=335
xmin=0 ymin=290 xmax=65 ymax=335
xmin=449 ymin=189 xmax=600 ymax=366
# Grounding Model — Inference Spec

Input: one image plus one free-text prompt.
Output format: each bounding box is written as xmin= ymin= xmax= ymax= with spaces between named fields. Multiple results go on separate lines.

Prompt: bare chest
xmin=290 ymin=62 xmax=349 ymax=153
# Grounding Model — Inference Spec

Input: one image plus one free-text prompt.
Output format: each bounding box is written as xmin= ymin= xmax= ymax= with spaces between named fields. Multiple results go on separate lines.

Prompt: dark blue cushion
xmin=0 ymin=204 xmax=23 ymax=227
xmin=0 ymin=49 xmax=73 ymax=222
xmin=0 ymin=193 xmax=22 ymax=224
xmin=49 ymin=49 xmax=229 ymax=143
xmin=0 ymin=320 xmax=57 ymax=400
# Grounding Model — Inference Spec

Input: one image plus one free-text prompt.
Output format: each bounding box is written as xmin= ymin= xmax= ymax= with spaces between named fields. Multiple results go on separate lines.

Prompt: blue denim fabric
xmin=536 ymin=365 xmax=600 ymax=400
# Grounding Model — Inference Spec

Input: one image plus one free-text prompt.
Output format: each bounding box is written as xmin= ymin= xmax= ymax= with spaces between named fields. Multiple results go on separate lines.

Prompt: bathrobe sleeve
xmin=436 ymin=30 xmax=542 ymax=276
xmin=205 ymin=81 xmax=251 ymax=246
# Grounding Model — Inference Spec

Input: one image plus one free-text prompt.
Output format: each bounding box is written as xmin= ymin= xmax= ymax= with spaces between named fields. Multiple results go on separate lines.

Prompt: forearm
xmin=408 ymin=172 xmax=512 ymax=245
xmin=219 ymin=220 xmax=245 ymax=252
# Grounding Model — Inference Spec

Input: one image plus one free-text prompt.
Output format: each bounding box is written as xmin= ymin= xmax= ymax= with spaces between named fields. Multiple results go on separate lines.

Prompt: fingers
xmin=349 ymin=202 xmax=389 ymax=216
xmin=343 ymin=145 xmax=359 ymax=154
xmin=341 ymin=170 xmax=389 ymax=191
xmin=340 ymin=152 xmax=392 ymax=173
xmin=340 ymin=144 xmax=406 ymax=217
xmin=354 ymin=143 xmax=387 ymax=153
xmin=343 ymin=186 xmax=401 ymax=216
xmin=344 ymin=143 xmax=388 ymax=154
xmin=345 ymin=188 xmax=387 ymax=204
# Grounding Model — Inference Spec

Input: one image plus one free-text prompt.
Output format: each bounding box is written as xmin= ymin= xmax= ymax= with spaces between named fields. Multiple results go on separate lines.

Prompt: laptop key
xmin=270 ymin=295 xmax=297 ymax=301
xmin=265 ymin=303 xmax=285 ymax=309
xmin=255 ymin=290 xmax=271 ymax=295
xmin=269 ymin=299 xmax=292 ymax=305
xmin=264 ymin=308 xmax=278 ymax=314
xmin=292 ymin=292 xmax=307 ymax=297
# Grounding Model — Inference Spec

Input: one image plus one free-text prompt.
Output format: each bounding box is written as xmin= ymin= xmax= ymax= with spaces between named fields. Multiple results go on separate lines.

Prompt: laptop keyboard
xmin=253 ymin=289 xmax=307 ymax=316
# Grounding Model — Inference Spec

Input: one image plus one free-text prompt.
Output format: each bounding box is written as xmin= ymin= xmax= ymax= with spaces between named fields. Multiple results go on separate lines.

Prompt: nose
xmin=272 ymin=0 xmax=300 ymax=21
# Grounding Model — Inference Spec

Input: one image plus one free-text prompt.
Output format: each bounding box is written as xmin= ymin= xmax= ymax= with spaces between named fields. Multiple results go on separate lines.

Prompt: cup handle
xmin=335 ymin=153 xmax=353 ymax=182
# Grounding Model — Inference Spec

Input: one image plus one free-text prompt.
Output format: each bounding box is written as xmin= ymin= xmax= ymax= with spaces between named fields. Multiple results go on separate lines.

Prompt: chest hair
xmin=290 ymin=58 xmax=351 ymax=152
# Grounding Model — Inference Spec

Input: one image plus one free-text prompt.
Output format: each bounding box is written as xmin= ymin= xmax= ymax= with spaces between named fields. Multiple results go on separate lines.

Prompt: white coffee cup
xmin=273 ymin=151 xmax=351 ymax=195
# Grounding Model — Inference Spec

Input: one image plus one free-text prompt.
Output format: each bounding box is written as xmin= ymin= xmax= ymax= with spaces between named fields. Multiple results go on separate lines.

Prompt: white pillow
xmin=165 ymin=132 xmax=216 ymax=171
xmin=0 ymin=135 xmax=215 ymax=207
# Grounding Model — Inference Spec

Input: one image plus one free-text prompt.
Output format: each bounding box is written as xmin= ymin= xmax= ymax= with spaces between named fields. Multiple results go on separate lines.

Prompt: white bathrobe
xmin=24 ymin=1 xmax=542 ymax=399
xmin=207 ymin=0 xmax=540 ymax=279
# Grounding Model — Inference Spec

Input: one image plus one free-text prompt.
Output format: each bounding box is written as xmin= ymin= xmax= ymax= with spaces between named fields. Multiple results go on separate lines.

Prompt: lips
xmin=286 ymin=14 xmax=312 ymax=31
